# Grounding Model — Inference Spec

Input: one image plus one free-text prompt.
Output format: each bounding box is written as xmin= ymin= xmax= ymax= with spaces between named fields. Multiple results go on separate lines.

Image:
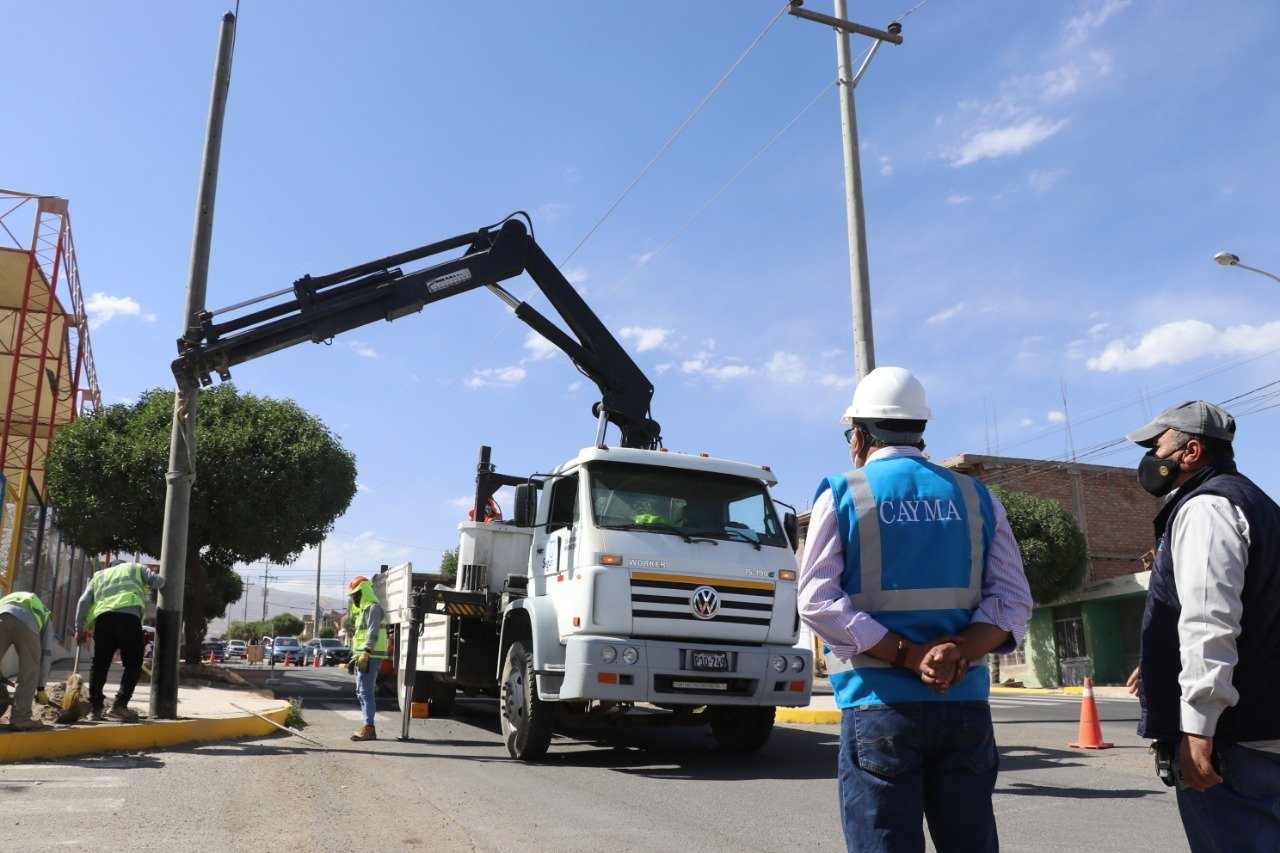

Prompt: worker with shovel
xmin=0 ymin=590 xmax=54 ymax=732
xmin=74 ymin=559 xmax=165 ymax=722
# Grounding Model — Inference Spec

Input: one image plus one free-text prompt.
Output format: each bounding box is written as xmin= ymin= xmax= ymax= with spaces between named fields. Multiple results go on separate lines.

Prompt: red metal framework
xmin=0 ymin=189 xmax=101 ymax=496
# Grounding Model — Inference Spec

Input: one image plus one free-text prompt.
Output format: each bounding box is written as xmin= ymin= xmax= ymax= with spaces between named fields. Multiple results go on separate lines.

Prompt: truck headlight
xmin=600 ymin=645 xmax=617 ymax=663
xmin=771 ymin=655 xmax=787 ymax=673
xmin=621 ymin=647 xmax=639 ymax=665
xmin=790 ymin=656 xmax=805 ymax=673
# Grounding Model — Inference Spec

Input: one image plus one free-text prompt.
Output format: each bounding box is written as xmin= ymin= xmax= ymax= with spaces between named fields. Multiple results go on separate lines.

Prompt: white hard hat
xmin=840 ymin=366 xmax=932 ymax=425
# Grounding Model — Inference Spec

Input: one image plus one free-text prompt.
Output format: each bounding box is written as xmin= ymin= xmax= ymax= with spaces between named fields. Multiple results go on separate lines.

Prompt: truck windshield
xmin=588 ymin=462 xmax=788 ymax=548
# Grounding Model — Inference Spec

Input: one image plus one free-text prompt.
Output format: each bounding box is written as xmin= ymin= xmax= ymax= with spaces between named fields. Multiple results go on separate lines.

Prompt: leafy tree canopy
xmin=47 ymin=385 xmax=357 ymax=658
xmin=990 ymin=485 xmax=1088 ymax=605
xmin=440 ymin=547 xmax=458 ymax=583
xmin=271 ymin=613 xmax=305 ymax=637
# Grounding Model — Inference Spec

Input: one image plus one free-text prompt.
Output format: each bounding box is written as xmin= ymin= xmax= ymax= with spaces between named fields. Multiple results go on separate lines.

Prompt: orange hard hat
xmin=347 ymin=576 xmax=369 ymax=595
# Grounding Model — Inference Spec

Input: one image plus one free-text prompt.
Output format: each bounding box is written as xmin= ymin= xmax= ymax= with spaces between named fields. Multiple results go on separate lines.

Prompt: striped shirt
xmin=798 ymin=446 xmax=1033 ymax=660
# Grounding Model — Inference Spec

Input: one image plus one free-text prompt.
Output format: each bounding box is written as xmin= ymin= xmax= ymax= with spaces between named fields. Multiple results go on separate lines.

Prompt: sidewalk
xmin=1 ymin=659 xmax=290 ymax=764
xmin=775 ymin=678 xmax=1137 ymax=724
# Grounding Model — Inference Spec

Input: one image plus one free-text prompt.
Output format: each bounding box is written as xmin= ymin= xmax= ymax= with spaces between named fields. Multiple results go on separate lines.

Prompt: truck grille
xmin=629 ymin=571 xmax=774 ymax=632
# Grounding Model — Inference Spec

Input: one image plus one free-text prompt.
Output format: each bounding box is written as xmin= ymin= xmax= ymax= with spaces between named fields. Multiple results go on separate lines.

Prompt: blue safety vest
xmin=815 ymin=455 xmax=995 ymax=708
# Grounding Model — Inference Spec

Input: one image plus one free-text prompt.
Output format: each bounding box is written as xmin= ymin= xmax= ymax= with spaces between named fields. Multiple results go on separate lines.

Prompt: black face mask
xmin=1138 ymin=449 xmax=1183 ymax=497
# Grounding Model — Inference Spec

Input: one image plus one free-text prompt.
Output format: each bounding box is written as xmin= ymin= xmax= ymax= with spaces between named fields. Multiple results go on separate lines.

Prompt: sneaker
xmin=349 ymin=725 xmax=376 ymax=741
xmin=106 ymin=704 xmax=141 ymax=722
xmin=89 ymin=707 xmax=106 ymax=722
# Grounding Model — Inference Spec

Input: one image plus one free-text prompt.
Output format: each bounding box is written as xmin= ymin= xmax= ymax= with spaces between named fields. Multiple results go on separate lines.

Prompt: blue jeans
xmin=354 ymin=660 xmax=379 ymax=727
xmin=1176 ymin=741 xmax=1280 ymax=853
xmin=839 ymin=702 xmax=999 ymax=853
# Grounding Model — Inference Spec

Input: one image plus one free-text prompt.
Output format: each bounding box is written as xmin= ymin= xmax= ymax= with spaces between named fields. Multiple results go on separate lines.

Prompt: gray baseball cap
xmin=1126 ymin=400 xmax=1237 ymax=447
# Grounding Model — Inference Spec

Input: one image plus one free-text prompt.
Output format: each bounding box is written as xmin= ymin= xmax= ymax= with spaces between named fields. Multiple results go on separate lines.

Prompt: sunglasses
xmin=844 ymin=427 xmax=855 ymax=444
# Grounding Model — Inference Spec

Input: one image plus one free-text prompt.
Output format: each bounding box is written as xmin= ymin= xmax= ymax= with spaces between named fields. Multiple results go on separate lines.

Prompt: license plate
xmin=674 ymin=680 xmax=728 ymax=691
xmin=689 ymin=650 xmax=729 ymax=672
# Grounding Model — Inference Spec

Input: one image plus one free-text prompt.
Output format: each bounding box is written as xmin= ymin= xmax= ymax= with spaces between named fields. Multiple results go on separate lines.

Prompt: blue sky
xmin=6 ymin=1 xmax=1279 ymax=602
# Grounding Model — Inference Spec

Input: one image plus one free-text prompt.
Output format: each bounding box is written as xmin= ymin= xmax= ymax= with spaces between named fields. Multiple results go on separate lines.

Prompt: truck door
xmin=541 ymin=474 xmax=581 ymax=637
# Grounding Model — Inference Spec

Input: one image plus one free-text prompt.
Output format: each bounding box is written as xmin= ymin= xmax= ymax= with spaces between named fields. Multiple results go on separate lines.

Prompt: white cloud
xmin=567 ymin=380 xmax=584 ymax=392
xmin=564 ymin=268 xmax=588 ymax=285
xmin=1065 ymin=0 xmax=1131 ymax=49
xmin=766 ymin=351 xmax=806 ymax=384
xmin=356 ymin=482 xmax=372 ymax=493
xmin=1018 ymin=418 xmax=1034 ymax=427
xmin=84 ymin=292 xmax=156 ymax=328
xmin=1028 ymin=169 xmax=1066 ymax=193
xmin=1086 ymin=320 xmax=1280 ymax=372
xmin=926 ymin=302 xmax=965 ymax=324
xmin=536 ymin=202 xmax=566 ymax=221
xmin=631 ymin=249 xmax=658 ymax=265
xmin=348 ymin=340 xmax=379 ymax=359
xmin=946 ymin=194 xmax=972 ymax=206
xmin=1090 ymin=51 xmax=1114 ymax=76
xmin=680 ymin=350 xmax=756 ymax=381
xmin=619 ymin=326 xmax=673 ymax=352
xmin=446 ymin=496 xmax=473 ymax=508
xmin=950 ymin=118 xmax=1069 ymax=167
xmin=467 ymin=365 xmax=527 ymax=388
xmin=1038 ymin=65 xmax=1082 ymax=99
xmin=879 ymin=156 xmax=893 ymax=176
xmin=524 ymin=331 xmax=559 ymax=361
xmin=1047 ymin=411 xmax=1067 ymax=423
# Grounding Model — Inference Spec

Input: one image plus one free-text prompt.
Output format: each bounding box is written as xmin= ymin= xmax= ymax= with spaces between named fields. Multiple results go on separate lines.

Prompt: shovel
xmin=62 ymin=643 xmax=84 ymax=711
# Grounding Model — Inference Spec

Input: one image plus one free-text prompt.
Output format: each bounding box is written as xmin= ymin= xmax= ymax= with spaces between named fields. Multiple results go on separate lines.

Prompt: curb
xmin=777 ymin=707 xmax=840 ymax=724
xmin=0 ymin=699 xmax=292 ymax=764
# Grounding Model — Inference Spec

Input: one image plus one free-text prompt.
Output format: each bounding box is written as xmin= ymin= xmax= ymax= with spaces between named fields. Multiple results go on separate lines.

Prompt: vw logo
xmin=690 ymin=586 xmax=720 ymax=620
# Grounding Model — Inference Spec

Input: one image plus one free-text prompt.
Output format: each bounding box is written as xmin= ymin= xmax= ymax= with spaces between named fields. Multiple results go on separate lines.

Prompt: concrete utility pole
xmin=260 ymin=564 xmax=278 ymax=622
xmin=788 ymin=1 xmax=902 ymax=380
xmin=152 ymin=12 xmax=236 ymax=720
xmin=313 ymin=540 xmax=323 ymax=637
xmin=242 ymin=581 xmax=254 ymax=622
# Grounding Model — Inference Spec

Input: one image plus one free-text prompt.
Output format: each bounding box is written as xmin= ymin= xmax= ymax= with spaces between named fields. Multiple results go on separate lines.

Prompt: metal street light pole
xmin=1215 ymin=251 xmax=1280 ymax=286
xmin=789 ymin=1 xmax=903 ymax=380
xmin=152 ymin=12 xmax=236 ymax=720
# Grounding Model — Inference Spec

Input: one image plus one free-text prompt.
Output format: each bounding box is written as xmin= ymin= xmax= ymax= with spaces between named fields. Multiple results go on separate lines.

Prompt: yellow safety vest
xmin=88 ymin=564 xmax=147 ymax=629
xmin=0 ymin=591 xmax=50 ymax=632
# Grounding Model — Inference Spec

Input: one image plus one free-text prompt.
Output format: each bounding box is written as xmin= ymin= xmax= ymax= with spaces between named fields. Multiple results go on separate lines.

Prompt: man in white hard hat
xmin=798 ymin=366 xmax=1032 ymax=852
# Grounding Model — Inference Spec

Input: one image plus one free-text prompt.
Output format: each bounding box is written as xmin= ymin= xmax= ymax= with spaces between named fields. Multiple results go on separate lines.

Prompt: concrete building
xmin=796 ymin=453 xmax=1159 ymax=689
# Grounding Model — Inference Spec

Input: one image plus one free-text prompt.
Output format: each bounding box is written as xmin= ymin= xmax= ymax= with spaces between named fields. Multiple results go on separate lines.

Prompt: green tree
xmin=319 ymin=626 xmax=335 ymax=639
xmin=46 ymin=385 xmax=357 ymax=662
xmin=990 ymin=485 xmax=1088 ymax=605
xmin=271 ymin=613 xmax=305 ymax=637
xmin=440 ymin=547 xmax=458 ymax=583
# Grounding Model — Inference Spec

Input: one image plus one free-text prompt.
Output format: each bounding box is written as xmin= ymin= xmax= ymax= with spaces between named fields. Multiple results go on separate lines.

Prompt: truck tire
xmin=500 ymin=640 xmax=553 ymax=760
xmin=709 ymin=706 xmax=776 ymax=753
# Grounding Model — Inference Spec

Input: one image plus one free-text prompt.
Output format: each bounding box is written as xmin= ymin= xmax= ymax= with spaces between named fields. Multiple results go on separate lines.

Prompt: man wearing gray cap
xmin=1127 ymin=400 xmax=1280 ymax=851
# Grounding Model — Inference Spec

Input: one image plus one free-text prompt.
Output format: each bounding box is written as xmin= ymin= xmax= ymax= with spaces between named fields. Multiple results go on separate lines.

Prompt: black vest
xmin=1137 ymin=463 xmax=1280 ymax=741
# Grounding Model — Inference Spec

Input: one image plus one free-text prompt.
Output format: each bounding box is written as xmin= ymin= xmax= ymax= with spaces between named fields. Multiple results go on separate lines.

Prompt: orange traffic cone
xmin=1069 ymin=677 xmax=1113 ymax=749
xmin=208 ymin=650 xmax=216 ymax=665
xmin=284 ymin=653 xmax=291 ymax=667
xmin=312 ymin=650 xmax=321 ymax=668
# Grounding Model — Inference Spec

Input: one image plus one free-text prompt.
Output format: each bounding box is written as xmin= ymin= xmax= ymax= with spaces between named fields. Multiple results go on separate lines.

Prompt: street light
xmin=1214 ymin=251 xmax=1280 ymax=285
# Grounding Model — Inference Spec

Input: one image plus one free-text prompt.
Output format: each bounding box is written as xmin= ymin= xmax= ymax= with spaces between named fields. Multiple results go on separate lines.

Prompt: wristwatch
xmin=893 ymin=638 xmax=910 ymax=669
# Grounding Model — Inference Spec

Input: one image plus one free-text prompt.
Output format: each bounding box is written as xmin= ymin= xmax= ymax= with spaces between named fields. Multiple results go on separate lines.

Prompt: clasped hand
xmin=915 ymin=636 xmax=969 ymax=694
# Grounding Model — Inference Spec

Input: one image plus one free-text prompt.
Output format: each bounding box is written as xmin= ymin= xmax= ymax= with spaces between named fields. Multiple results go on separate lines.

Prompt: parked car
xmin=201 ymin=639 xmax=226 ymax=662
xmin=299 ymin=638 xmax=353 ymax=666
xmin=225 ymin=639 xmax=247 ymax=660
xmin=269 ymin=635 xmax=304 ymax=664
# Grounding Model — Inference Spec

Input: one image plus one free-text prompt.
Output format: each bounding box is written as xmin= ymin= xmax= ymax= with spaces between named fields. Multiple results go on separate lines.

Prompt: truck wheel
xmin=500 ymin=640 xmax=553 ymax=760
xmin=709 ymin=706 xmax=776 ymax=753
xmin=431 ymin=680 xmax=457 ymax=718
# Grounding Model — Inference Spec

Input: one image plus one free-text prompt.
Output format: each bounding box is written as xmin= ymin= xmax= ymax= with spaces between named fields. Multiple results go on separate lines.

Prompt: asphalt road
xmin=0 ymin=669 xmax=1189 ymax=852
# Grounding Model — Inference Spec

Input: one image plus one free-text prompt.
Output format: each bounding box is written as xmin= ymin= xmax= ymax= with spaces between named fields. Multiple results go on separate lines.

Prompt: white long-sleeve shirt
xmin=1169 ymin=493 xmax=1280 ymax=753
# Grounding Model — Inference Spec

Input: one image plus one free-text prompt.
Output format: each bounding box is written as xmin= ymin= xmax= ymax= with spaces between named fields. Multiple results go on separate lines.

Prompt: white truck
xmin=171 ymin=214 xmax=812 ymax=760
xmin=376 ymin=441 xmax=811 ymax=759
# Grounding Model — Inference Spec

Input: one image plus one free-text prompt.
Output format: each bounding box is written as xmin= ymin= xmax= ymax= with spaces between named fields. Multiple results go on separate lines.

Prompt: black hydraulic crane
xmin=171 ymin=215 xmax=661 ymax=450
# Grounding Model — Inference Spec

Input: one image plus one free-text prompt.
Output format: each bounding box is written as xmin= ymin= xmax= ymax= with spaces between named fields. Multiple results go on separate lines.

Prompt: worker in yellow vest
xmin=0 ymin=591 xmax=55 ymax=731
xmin=345 ymin=576 xmax=388 ymax=741
xmin=74 ymin=559 xmax=165 ymax=722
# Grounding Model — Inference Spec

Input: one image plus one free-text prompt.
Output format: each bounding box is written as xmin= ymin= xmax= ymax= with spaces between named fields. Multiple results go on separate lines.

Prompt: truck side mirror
xmin=513 ymin=483 xmax=538 ymax=527
xmin=783 ymin=512 xmax=799 ymax=552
